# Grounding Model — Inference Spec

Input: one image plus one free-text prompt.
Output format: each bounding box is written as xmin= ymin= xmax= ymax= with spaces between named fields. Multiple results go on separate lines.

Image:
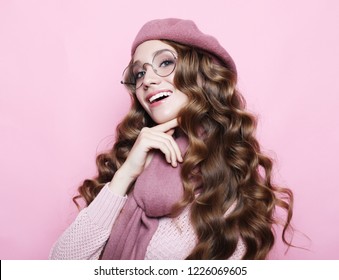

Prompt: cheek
xmin=135 ymin=92 xmax=144 ymax=105
xmin=135 ymin=93 xmax=149 ymax=111
xmin=177 ymin=91 xmax=189 ymax=104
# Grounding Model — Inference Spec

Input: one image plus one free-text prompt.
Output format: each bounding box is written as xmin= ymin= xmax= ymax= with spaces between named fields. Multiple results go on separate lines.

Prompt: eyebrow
xmin=133 ymin=48 xmax=177 ymax=64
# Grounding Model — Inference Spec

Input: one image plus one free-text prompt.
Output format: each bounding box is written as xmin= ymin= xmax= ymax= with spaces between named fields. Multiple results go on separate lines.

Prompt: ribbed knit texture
xmin=145 ymin=204 xmax=197 ymax=259
xmin=50 ymin=185 xmax=246 ymax=259
xmin=49 ymin=185 xmax=127 ymax=260
xmin=145 ymin=203 xmax=246 ymax=260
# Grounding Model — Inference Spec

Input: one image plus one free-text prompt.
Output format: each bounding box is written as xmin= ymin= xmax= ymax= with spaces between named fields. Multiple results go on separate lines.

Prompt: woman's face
xmin=133 ymin=40 xmax=188 ymax=124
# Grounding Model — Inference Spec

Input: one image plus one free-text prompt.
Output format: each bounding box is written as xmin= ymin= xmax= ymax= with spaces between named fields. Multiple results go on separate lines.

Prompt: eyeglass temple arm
xmin=121 ymin=81 xmax=136 ymax=86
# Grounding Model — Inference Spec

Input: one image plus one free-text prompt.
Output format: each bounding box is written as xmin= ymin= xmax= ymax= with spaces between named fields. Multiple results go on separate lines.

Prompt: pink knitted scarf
xmin=101 ymin=134 xmax=189 ymax=259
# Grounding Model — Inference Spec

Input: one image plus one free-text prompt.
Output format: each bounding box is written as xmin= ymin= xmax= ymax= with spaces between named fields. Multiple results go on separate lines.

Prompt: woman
xmin=50 ymin=18 xmax=293 ymax=260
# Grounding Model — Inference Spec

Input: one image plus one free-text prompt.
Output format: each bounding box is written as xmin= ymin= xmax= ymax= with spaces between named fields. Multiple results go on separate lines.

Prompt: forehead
xmin=133 ymin=40 xmax=176 ymax=63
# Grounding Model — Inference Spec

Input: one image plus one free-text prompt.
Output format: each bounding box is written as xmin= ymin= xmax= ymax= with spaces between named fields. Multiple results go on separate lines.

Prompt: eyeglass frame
xmin=120 ymin=49 xmax=178 ymax=90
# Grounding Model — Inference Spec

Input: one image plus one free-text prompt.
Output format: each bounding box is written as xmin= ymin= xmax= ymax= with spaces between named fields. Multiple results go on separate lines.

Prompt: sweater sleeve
xmin=49 ymin=184 xmax=127 ymax=260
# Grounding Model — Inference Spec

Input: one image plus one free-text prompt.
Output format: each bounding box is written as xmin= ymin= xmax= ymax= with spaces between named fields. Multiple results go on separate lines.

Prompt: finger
xmin=152 ymin=118 xmax=178 ymax=133
xmin=148 ymin=130 xmax=183 ymax=163
xmin=145 ymin=133 xmax=180 ymax=166
xmin=151 ymin=119 xmax=183 ymax=162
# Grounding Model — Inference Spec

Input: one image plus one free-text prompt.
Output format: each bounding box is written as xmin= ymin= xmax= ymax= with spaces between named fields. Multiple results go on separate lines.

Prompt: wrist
xmin=108 ymin=167 xmax=135 ymax=196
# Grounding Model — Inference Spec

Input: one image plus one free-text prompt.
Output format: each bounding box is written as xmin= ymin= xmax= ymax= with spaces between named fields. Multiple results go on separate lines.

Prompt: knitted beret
xmin=131 ymin=18 xmax=237 ymax=75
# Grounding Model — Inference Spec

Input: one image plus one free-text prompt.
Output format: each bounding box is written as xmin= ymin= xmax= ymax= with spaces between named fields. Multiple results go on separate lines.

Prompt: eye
xmin=159 ymin=59 xmax=175 ymax=68
xmin=134 ymin=70 xmax=146 ymax=80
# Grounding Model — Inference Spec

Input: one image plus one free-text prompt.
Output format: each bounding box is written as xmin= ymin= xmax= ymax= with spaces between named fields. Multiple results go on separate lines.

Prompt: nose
xmin=142 ymin=64 xmax=161 ymax=88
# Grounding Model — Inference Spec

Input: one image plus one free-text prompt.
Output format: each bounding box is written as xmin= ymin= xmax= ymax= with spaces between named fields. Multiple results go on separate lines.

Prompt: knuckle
xmin=160 ymin=142 xmax=167 ymax=150
xmin=164 ymin=138 xmax=171 ymax=146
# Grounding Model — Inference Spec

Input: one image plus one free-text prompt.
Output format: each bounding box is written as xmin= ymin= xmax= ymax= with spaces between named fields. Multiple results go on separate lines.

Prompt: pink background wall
xmin=1 ymin=0 xmax=338 ymax=259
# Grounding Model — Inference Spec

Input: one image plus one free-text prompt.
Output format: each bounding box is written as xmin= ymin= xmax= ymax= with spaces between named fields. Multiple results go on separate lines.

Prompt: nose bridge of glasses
xmin=142 ymin=62 xmax=158 ymax=75
xmin=141 ymin=63 xmax=160 ymax=86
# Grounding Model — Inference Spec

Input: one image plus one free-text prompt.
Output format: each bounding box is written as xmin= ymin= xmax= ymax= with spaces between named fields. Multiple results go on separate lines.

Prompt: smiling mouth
xmin=148 ymin=91 xmax=171 ymax=104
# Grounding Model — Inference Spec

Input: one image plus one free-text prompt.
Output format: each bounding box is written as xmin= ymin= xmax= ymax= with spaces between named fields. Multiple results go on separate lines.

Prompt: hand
xmin=109 ymin=118 xmax=184 ymax=195
xmin=120 ymin=118 xmax=183 ymax=181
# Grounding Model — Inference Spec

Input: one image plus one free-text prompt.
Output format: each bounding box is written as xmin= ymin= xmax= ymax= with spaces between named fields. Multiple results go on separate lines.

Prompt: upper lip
xmin=145 ymin=90 xmax=172 ymax=103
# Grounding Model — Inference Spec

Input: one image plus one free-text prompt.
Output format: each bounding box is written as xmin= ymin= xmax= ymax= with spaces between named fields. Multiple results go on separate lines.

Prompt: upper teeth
xmin=149 ymin=92 xmax=171 ymax=103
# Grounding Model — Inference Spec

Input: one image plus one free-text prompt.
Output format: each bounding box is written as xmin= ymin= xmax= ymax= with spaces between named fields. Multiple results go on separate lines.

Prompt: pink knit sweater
xmin=49 ymin=184 xmax=246 ymax=260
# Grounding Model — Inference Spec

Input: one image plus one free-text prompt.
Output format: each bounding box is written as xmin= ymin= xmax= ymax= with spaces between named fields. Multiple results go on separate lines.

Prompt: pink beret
xmin=131 ymin=18 xmax=237 ymax=75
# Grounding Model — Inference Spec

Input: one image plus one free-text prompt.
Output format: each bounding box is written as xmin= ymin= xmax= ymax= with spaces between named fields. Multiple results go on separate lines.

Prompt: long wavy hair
xmin=74 ymin=40 xmax=293 ymax=260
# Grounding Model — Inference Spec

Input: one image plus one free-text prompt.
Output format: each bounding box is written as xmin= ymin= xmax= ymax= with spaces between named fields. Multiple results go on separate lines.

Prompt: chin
xmin=152 ymin=114 xmax=177 ymax=124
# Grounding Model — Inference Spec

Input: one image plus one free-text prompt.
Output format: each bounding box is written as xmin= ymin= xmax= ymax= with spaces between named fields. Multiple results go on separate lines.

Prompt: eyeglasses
xmin=121 ymin=49 xmax=177 ymax=90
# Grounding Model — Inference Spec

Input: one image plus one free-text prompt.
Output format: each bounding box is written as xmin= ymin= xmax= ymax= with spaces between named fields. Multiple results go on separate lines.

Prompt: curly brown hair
xmin=73 ymin=40 xmax=293 ymax=260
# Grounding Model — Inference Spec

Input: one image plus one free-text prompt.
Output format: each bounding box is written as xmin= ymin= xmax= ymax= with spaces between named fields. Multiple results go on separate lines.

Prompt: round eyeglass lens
xmin=122 ymin=50 xmax=176 ymax=90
